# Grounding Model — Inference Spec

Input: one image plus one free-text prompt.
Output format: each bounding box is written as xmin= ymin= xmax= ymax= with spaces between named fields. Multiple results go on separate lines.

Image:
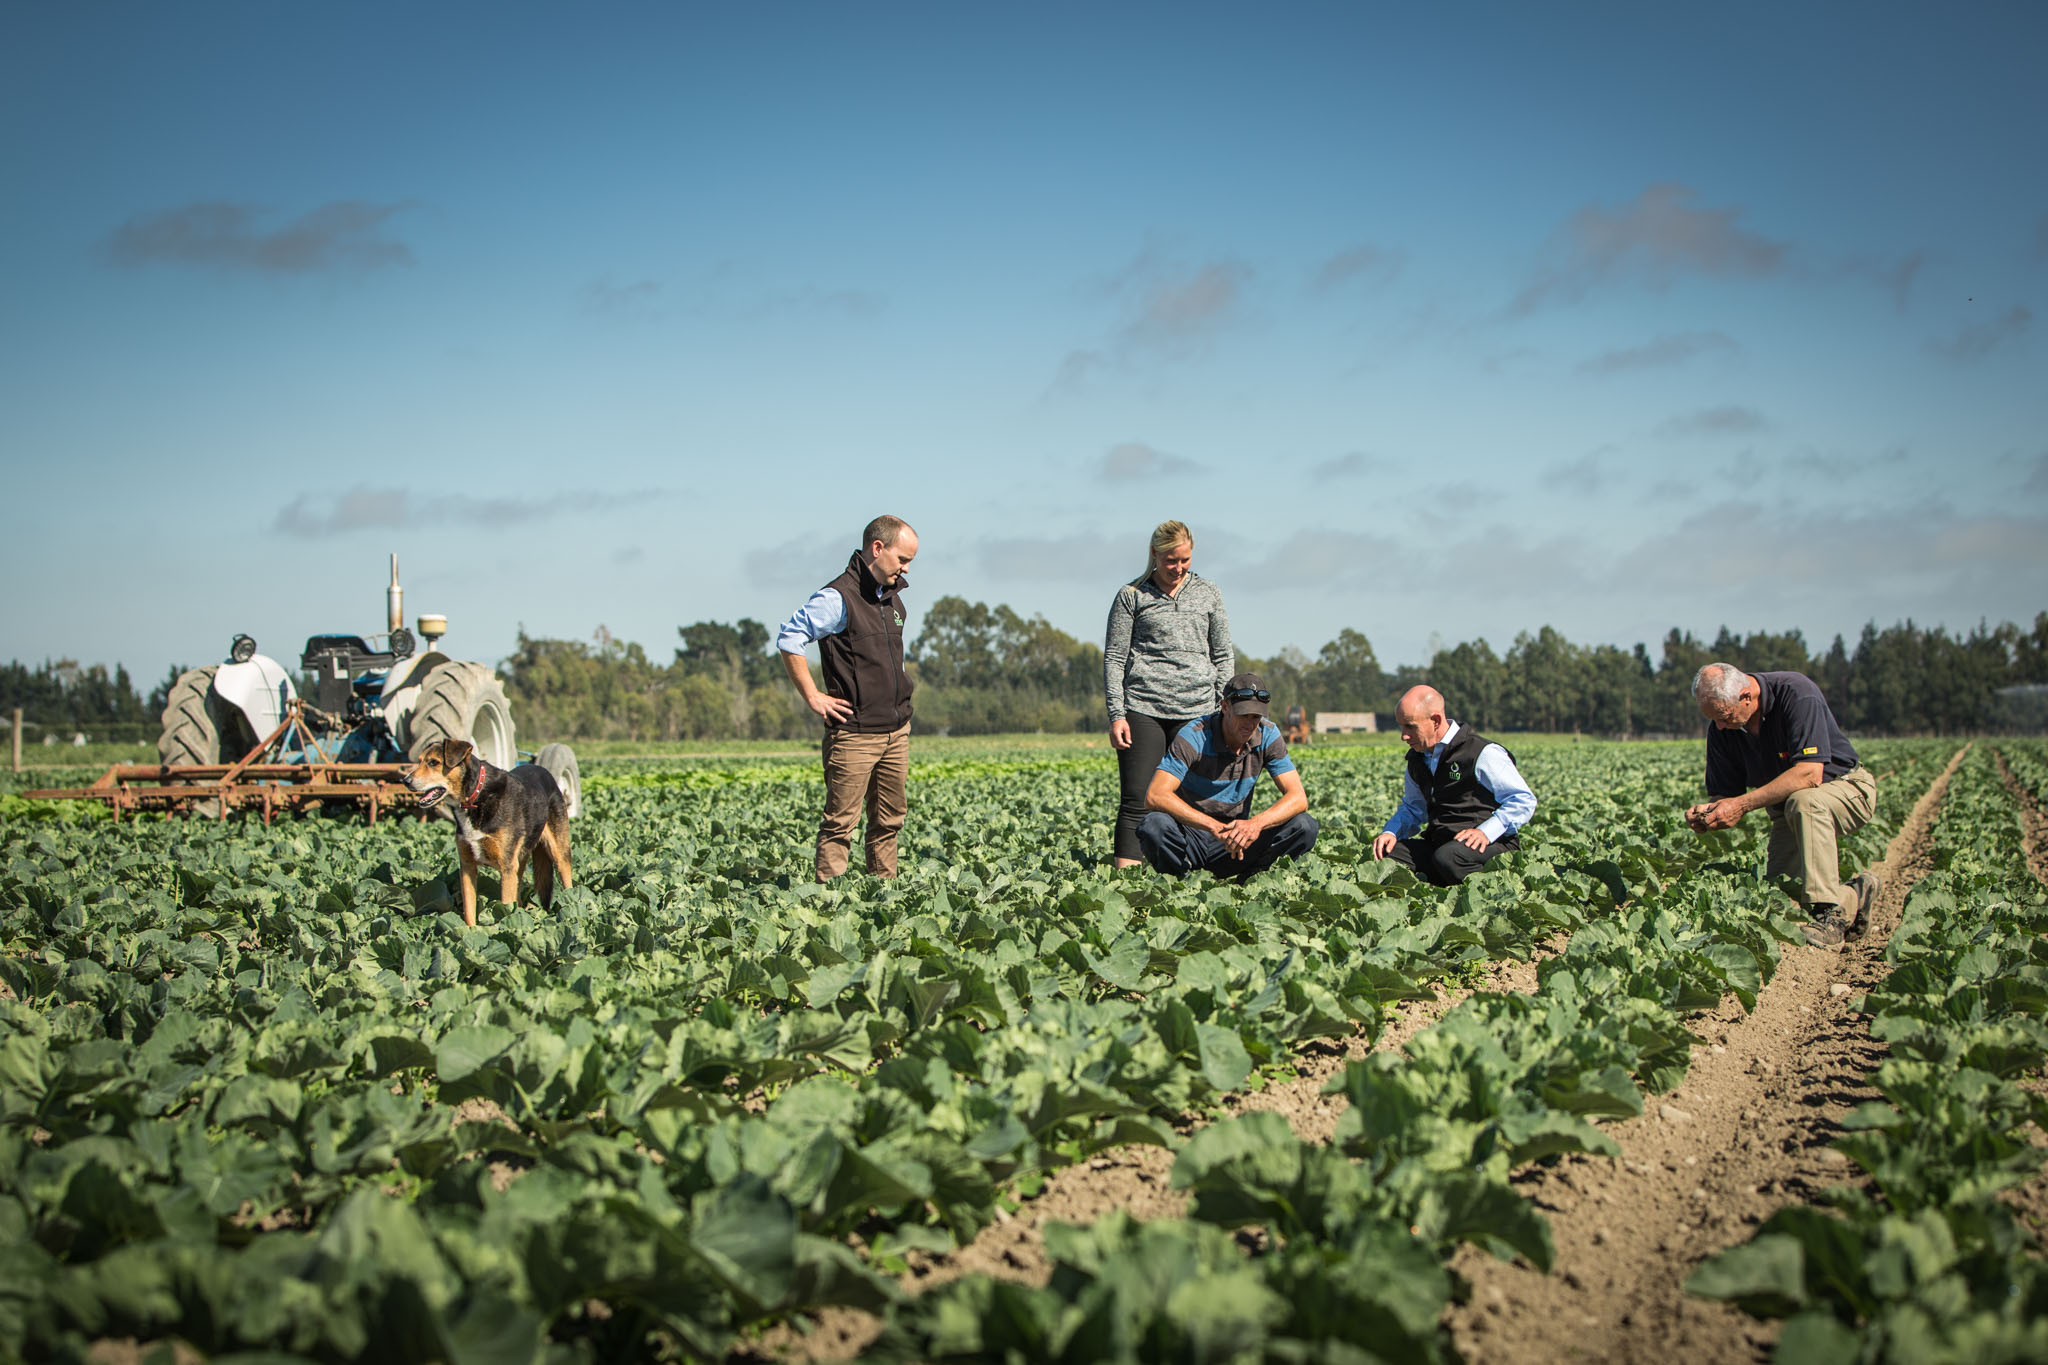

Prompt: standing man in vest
xmin=777 ymin=516 xmax=918 ymax=881
xmin=1684 ymin=662 xmax=1879 ymax=947
xmin=1371 ymin=685 xmax=1536 ymax=885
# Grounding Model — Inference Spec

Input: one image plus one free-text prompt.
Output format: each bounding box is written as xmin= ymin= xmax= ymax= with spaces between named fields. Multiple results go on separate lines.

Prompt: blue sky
xmin=4 ymin=3 xmax=2044 ymax=692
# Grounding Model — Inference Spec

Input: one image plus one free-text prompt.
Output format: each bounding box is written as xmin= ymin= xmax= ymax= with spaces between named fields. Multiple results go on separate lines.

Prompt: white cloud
xmin=1658 ymin=405 xmax=1768 ymax=437
xmin=275 ymin=485 xmax=664 ymax=537
xmin=106 ymin=200 xmax=415 ymax=273
xmin=1577 ymin=331 xmax=1738 ymax=375
xmin=1510 ymin=183 xmax=1786 ymax=315
xmin=1312 ymin=243 xmax=1404 ymax=292
xmin=1095 ymin=441 xmax=1204 ymax=482
xmin=1929 ymin=305 xmax=2031 ymax=361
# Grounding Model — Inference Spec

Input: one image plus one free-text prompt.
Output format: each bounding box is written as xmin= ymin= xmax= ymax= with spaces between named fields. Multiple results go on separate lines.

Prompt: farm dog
xmin=401 ymin=739 xmax=572 ymax=926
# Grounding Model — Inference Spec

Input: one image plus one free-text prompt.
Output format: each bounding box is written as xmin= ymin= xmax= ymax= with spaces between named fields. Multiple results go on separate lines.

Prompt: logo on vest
xmin=894 ymin=610 xmax=904 ymax=626
xmin=1446 ymin=761 xmax=1462 ymax=783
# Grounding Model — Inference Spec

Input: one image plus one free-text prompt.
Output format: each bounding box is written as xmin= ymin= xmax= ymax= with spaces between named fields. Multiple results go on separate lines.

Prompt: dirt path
xmin=1986 ymin=749 xmax=2048 ymax=1250
xmin=1442 ymin=743 xmax=1968 ymax=1365
xmin=739 ymin=949 xmax=1557 ymax=1363
xmin=748 ymin=748 xmax=1969 ymax=1364
xmin=1992 ymin=748 xmax=2048 ymax=886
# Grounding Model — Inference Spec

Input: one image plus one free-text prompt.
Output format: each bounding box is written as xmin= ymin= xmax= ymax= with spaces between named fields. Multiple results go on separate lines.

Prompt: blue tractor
xmin=147 ymin=556 xmax=579 ymax=817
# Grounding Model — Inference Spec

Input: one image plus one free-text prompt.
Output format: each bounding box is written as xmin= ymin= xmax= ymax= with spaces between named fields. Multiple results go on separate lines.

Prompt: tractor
xmin=30 ymin=557 xmax=579 ymax=821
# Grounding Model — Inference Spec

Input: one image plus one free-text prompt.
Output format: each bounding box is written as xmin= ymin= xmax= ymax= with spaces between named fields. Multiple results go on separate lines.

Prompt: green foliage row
xmin=0 ymin=743 xmax=1622 ymax=1359
xmin=1687 ymin=746 xmax=2048 ymax=1363
xmin=854 ymin=742 xmax=1958 ymax=1362
xmin=0 ymin=740 xmax=1958 ymax=1361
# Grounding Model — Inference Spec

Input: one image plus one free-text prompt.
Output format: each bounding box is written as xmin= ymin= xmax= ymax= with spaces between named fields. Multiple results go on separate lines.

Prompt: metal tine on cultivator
xmin=26 ymin=697 xmax=417 ymax=823
xmin=22 ymin=554 xmax=581 ymax=825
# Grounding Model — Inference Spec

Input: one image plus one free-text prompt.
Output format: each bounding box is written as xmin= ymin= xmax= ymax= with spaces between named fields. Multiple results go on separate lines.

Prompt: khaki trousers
xmin=1765 ymin=765 xmax=1877 ymax=908
xmin=816 ymin=722 xmax=910 ymax=881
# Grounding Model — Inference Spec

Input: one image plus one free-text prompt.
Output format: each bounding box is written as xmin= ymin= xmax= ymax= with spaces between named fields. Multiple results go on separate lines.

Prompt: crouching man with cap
xmin=1371 ymin=686 xmax=1536 ymax=885
xmin=1136 ymin=672 xmax=1319 ymax=881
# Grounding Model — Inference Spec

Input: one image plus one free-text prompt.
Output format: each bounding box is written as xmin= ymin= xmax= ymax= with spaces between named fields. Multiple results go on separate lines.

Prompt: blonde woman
xmin=1102 ymin=520 xmax=1235 ymax=866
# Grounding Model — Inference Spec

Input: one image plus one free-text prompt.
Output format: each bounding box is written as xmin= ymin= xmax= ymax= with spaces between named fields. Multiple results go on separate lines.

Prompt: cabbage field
xmin=2 ymin=736 xmax=2044 ymax=1364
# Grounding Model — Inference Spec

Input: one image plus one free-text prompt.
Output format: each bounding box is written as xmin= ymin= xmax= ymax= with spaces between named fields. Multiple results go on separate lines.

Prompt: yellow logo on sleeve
xmin=1803 ymin=746 xmax=1818 ymax=755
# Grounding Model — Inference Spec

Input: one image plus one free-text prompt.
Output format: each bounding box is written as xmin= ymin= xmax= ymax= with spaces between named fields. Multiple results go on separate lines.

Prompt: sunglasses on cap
xmin=1224 ymin=686 xmax=1270 ymax=703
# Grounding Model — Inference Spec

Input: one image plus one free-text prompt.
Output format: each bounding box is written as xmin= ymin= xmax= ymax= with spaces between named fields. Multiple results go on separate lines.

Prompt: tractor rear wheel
xmin=405 ymin=662 xmax=516 ymax=769
xmin=535 ymin=742 xmax=581 ymax=819
xmin=157 ymin=667 xmax=255 ymax=766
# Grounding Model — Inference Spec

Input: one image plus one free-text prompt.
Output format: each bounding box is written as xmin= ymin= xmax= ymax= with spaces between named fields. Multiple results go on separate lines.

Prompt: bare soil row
xmin=1993 ymin=747 xmax=2048 ymax=887
xmin=747 ymin=748 xmax=1970 ymax=1364
xmin=1444 ymin=744 xmax=1967 ymax=1362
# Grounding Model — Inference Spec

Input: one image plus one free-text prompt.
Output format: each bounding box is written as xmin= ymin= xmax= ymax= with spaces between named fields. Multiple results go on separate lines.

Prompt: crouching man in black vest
xmin=1370 ymin=685 xmax=1536 ymax=886
xmin=777 ymin=515 xmax=917 ymax=881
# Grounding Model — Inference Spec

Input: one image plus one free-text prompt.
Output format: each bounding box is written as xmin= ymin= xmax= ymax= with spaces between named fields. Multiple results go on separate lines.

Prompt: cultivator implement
xmin=25 ymin=699 xmax=420 ymax=823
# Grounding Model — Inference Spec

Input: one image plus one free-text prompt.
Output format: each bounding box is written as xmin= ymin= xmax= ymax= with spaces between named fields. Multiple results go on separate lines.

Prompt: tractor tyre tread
xmin=158 ymin=667 xmax=223 ymax=767
xmin=535 ymin=741 xmax=582 ymax=819
xmin=406 ymin=661 xmax=517 ymax=769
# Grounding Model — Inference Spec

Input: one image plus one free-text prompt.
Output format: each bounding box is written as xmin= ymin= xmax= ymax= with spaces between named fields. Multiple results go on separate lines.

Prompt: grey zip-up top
xmin=1103 ymin=571 xmax=1235 ymax=722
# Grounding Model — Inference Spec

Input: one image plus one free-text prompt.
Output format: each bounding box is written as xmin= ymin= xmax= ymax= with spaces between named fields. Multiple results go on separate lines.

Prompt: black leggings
xmin=1113 ymin=712 xmax=1196 ymax=861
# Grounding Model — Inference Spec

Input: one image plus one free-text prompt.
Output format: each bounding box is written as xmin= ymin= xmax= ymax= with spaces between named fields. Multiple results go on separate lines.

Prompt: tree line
xmin=0 ymin=660 xmax=171 ymax=744
xmin=7 ymin=608 xmax=2044 ymax=745
xmin=1245 ymin=615 xmax=2048 ymax=738
xmin=484 ymin=606 xmax=2048 ymax=740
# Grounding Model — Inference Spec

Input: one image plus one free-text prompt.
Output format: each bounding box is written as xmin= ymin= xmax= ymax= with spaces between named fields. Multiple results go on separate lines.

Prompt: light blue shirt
xmin=776 ymin=587 xmax=850 ymax=653
xmin=1381 ymin=720 xmax=1537 ymax=845
xmin=777 ymin=575 xmax=900 ymax=653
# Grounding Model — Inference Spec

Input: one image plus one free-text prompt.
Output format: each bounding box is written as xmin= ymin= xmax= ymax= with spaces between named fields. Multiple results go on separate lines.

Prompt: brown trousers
xmin=1765 ymin=765 xmax=1877 ymax=908
xmin=816 ymin=721 xmax=910 ymax=880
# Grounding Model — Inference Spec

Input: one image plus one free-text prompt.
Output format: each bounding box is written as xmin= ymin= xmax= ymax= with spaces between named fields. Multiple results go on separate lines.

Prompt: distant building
xmin=1314 ymin=711 xmax=1377 ymax=734
xmin=1994 ymin=684 xmax=2048 ymax=733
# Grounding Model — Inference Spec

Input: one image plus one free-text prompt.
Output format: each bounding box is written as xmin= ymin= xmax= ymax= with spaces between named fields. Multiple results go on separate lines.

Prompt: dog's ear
xmin=442 ymin=739 xmax=476 ymax=770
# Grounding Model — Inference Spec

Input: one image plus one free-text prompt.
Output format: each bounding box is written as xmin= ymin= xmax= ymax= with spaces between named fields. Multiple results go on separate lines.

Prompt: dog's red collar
xmin=463 ymin=760 xmax=489 ymax=808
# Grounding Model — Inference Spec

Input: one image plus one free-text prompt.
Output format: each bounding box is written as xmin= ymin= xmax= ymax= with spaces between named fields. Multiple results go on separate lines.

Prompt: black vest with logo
xmin=1407 ymin=725 xmax=1515 ymax=839
xmin=818 ymin=552 xmax=912 ymax=734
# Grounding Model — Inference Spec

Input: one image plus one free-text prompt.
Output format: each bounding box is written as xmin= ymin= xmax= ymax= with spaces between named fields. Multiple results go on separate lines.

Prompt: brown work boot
xmin=1802 ymin=904 xmax=1850 ymax=947
xmin=1844 ymin=871 xmax=1883 ymax=939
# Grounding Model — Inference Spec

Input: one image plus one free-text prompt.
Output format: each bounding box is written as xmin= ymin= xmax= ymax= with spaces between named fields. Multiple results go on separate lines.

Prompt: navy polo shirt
xmin=1703 ymin=671 xmax=1859 ymax=798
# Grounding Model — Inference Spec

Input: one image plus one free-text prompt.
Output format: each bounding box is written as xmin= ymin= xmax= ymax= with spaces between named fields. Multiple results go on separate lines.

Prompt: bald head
xmin=1397 ymin=686 xmax=1443 ymax=720
xmin=1395 ymin=686 xmax=1450 ymax=752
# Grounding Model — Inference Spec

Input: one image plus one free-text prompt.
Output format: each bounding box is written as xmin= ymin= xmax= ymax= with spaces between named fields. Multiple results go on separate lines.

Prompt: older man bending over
xmin=1684 ymin=662 xmax=1880 ymax=947
xmin=1371 ymin=685 xmax=1536 ymax=885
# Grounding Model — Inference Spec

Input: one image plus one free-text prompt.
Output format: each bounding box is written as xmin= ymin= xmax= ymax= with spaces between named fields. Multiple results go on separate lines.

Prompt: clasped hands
xmin=1212 ymin=819 xmax=1263 ymax=858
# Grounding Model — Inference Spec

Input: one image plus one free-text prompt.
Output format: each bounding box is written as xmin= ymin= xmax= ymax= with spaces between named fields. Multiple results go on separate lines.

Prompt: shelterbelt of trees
xmin=7 ymin=604 xmax=2046 ymax=744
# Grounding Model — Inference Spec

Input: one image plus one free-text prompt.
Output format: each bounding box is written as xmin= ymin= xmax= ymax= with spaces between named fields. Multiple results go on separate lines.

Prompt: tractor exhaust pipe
xmin=387 ymin=554 xmax=403 ymax=635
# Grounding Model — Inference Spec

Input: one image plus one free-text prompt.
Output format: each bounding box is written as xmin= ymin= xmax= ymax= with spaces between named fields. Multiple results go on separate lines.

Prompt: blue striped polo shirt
xmin=1158 ymin=714 xmax=1295 ymax=821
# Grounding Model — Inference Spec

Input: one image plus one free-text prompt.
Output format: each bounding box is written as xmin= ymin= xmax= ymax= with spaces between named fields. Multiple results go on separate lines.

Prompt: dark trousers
xmin=1384 ymin=830 xmax=1519 ymax=886
xmin=1137 ymin=811 xmax=1320 ymax=880
xmin=1113 ymin=713 xmax=1194 ymax=861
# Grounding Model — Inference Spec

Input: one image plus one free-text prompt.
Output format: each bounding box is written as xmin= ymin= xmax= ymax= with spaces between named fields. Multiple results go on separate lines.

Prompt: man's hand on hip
xmin=1371 ymin=831 xmax=1397 ymax=860
xmin=1452 ymin=828 xmax=1490 ymax=852
xmin=808 ymin=693 xmax=854 ymax=724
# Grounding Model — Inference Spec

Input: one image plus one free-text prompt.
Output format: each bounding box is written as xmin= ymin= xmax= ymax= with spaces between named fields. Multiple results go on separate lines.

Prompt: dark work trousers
xmin=1113 ymin=713 xmax=1197 ymax=861
xmin=1384 ymin=830 xmax=1520 ymax=886
xmin=1137 ymin=811 xmax=1320 ymax=881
